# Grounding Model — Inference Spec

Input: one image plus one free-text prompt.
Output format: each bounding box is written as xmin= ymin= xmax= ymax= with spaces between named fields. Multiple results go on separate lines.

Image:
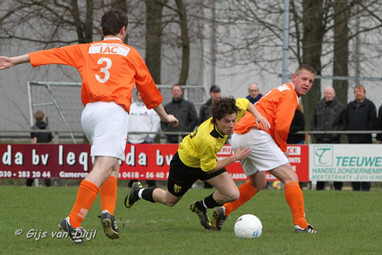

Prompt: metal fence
xmin=27 ymin=81 xmax=207 ymax=144
xmin=1 ymin=130 xmax=382 ymax=145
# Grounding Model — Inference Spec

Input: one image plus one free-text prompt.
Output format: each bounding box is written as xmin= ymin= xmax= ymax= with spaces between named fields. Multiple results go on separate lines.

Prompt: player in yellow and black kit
xmin=124 ymin=97 xmax=270 ymax=230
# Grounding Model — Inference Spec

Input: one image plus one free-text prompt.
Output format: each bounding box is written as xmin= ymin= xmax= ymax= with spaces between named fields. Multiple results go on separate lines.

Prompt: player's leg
xmin=59 ymin=156 xmax=118 ymax=244
xmin=99 ymin=160 xmax=120 ymax=239
xmin=59 ymin=101 xmax=128 ymax=244
xmin=68 ymin=157 xmax=117 ymax=224
xmin=270 ymin=164 xmax=318 ymax=233
xmin=224 ymin=171 xmax=266 ymax=217
xmin=214 ymin=130 xmax=266 ymax=216
xmin=211 ymin=171 xmax=266 ymax=231
xmin=207 ymin=171 xmax=240 ymax=203
xmin=124 ymin=181 xmax=183 ymax=208
xmin=124 ymin=152 xmax=191 ymax=208
xmin=190 ymin=171 xmax=237 ymax=230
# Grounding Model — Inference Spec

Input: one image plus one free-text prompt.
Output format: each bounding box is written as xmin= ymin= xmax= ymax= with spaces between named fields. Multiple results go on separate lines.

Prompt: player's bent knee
xmin=256 ymin=182 xmax=266 ymax=191
xmin=166 ymin=201 xmax=177 ymax=207
xmin=163 ymin=196 xmax=179 ymax=207
xmin=227 ymin=189 xmax=240 ymax=202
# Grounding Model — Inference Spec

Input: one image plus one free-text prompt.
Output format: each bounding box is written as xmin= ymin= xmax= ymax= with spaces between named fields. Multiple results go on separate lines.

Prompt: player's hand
xmin=233 ymin=146 xmax=251 ymax=161
xmin=0 ymin=56 xmax=12 ymax=70
xmin=256 ymin=115 xmax=270 ymax=130
xmin=165 ymin=114 xmax=179 ymax=127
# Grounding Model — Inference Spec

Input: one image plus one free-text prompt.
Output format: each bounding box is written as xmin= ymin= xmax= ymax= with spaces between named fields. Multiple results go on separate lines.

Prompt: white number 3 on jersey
xmin=95 ymin=57 xmax=112 ymax=83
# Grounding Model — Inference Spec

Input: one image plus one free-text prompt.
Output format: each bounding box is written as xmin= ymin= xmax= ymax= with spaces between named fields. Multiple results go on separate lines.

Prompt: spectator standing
xmin=27 ymin=110 xmax=53 ymax=187
xmin=343 ymin=85 xmax=376 ymax=191
xmin=311 ymin=86 xmax=344 ymax=190
xmin=161 ymin=84 xmax=198 ymax=143
xmin=376 ymin=104 xmax=382 ymax=143
xmin=246 ymin=83 xmax=263 ymax=104
xmin=199 ymin=85 xmax=221 ymax=125
xmin=287 ymin=101 xmax=306 ymax=145
xmin=287 ymin=101 xmax=306 ymax=189
xmin=127 ymin=90 xmax=161 ymax=188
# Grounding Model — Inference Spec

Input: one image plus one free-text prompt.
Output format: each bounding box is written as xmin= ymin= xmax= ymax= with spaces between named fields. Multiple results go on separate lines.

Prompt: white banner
xmin=309 ymin=144 xmax=382 ymax=182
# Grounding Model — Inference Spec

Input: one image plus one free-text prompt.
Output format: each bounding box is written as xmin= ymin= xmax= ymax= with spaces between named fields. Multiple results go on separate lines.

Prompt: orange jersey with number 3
xmin=28 ymin=38 xmax=162 ymax=113
xmin=234 ymin=82 xmax=299 ymax=152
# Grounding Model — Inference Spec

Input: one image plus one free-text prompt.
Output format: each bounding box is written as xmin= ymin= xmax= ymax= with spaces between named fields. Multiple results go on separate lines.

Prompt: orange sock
xmin=68 ymin=179 xmax=99 ymax=228
xmin=284 ymin=181 xmax=308 ymax=228
xmin=224 ymin=181 xmax=258 ymax=217
xmin=100 ymin=176 xmax=118 ymax=215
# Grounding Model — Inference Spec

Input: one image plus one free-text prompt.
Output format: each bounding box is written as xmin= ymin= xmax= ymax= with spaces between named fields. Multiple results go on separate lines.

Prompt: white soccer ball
xmin=234 ymin=214 xmax=262 ymax=239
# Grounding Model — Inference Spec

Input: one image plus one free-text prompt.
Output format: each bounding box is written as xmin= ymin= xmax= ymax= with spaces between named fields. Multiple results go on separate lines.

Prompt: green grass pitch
xmin=1 ymin=185 xmax=381 ymax=255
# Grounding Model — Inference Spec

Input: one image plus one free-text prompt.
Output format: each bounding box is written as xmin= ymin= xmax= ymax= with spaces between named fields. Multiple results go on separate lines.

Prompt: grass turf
xmin=0 ymin=185 xmax=381 ymax=255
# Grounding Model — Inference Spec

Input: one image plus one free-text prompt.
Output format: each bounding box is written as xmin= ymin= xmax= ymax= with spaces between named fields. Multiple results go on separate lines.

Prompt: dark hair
xmin=295 ymin=64 xmax=316 ymax=76
xmin=101 ymin=10 xmax=128 ymax=36
xmin=211 ymin=97 xmax=240 ymax=124
xmin=210 ymin=85 xmax=221 ymax=93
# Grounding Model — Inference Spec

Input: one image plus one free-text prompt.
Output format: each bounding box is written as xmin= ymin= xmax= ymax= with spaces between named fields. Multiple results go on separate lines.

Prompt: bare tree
xmin=174 ymin=0 xmax=190 ymax=85
xmin=0 ymin=0 xmax=105 ymax=45
xmin=2 ymin=0 xmax=382 ymax=130
xmin=333 ymin=0 xmax=351 ymax=106
xmin=145 ymin=0 xmax=167 ymax=84
xmin=299 ymin=0 xmax=327 ymax=129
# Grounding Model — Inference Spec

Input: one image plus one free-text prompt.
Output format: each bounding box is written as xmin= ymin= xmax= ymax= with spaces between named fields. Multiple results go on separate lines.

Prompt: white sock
xmin=138 ymin=189 xmax=144 ymax=199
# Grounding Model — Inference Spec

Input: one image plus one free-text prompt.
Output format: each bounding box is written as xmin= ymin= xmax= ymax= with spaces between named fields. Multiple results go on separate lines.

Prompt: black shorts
xmin=167 ymin=152 xmax=226 ymax=197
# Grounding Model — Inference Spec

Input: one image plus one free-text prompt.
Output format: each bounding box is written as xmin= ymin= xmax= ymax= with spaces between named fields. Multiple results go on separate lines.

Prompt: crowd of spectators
xmin=126 ymin=82 xmax=381 ymax=191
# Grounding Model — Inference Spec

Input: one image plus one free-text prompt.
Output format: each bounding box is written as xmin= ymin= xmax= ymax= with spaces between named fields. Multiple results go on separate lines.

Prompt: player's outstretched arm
xmin=0 ymin=54 xmax=30 ymax=70
xmin=247 ymin=102 xmax=270 ymax=130
xmin=209 ymin=146 xmax=251 ymax=173
xmin=153 ymin=104 xmax=179 ymax=127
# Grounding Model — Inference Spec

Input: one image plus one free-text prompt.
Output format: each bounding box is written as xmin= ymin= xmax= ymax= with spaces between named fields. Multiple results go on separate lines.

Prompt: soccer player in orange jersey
xmin=211 ymin=64 xmax=319 ymax=234
xmin=0 ymin=10 xmax=178 ymax=244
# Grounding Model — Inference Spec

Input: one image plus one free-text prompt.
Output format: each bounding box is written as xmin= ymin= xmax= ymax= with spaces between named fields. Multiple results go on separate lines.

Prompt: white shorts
xmin=231 ymin=128 xmax=288 ymax=176
xmin=81 ymin=101 xmax=129 ymax=161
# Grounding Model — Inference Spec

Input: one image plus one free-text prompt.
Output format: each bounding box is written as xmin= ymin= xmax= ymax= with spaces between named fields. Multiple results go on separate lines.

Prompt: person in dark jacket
xmin=287 ymin=101 xmax=305 ymax=189
xmin=287 ymin=103 xmax=305 ymax=145
xmin=27 ymin=110 xmax=53 ymax=187
xmin=311 ymin=86 xmax=344 ymax=190
xmin=343 ymin=85 xmax=377 ymax=191
xmin=246 ymin=83 xmax=263 ymax=104
xmin=376 ymin=105 xmax=382 ymax=143
xmin=161 ymin=84 xmax=198 ymax=143
xmin=199 ymin=85 xmax=221 ymax=125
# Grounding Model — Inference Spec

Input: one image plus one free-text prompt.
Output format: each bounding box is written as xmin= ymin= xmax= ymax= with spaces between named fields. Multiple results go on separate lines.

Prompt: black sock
xmin=141 ymin=187 xmax=156 ymax=203
xmin=194 ymin=200 xmax=206 ymax=211
xmin=202 ymin=192 xmax=221 ymax=209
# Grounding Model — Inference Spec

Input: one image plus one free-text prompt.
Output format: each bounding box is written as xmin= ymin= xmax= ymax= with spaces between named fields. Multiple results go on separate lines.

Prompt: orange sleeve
xmin=29 ymin=45 xmax=80 ymax=68
xmin=234 ymin=111 xmax=257 ymax=134
xmin=129 ymin=48 xmax=163 ymax=109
